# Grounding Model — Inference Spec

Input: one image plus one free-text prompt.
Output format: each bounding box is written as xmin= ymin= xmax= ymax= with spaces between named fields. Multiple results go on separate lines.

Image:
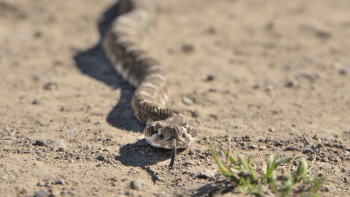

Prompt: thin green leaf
xmin=279 ymin=175 xmax=294 ymax=197
xmin=309 ymin=177 xmax=325 ymax=192
xmin=266 ymin=155 xmax=276 ymax=178
xmin=237 ymin=154 xmax=249 ymax=169
xmin=245 ymin=156 xmax=258 ymax=183
xmin=223 ymin=150 xmax=236 ymax=163
xmin=248 ymin=156 xmax=252 ymax=166
xmin=300 ymin=158 xmax=308 ymax=176
xmin=276 ymin=156 xmax=301 ymax=167
xmin=311 ymin=156 xmax=317 ymax=164
xmin=210 ymin=143 xmax=239 ymax=183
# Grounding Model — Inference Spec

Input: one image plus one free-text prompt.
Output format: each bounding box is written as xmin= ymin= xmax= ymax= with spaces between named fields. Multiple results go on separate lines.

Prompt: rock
xmin=136 ymin=139 xmax=148 ymax=147
xmin=121 ymin=177 xmax=128 ymax=181
xmin=55 ymin=180 xmax=65 ymax=185
xmin=32 ymin=99 xmax=41 ymax=105
xmin=44 ymin=81 xmax=58 ymax=90
xmin=194 ymin=148 xmax=203 ymax=153
xmin=97 ymin=155 xmax=105 ymax=161
xmin=185 ymin=161 xmax=196 ymax=166
xmin=198 ymin=169 xmax=215 ymax=179
xmin=181 ymin=43 xmax=195 ymax=54
xmin=156 ymin=176 xmax=165 ymax=182
xmin=57 ymin=147 xmax=65 ymax=152
xmin=15 ymin=186 xmax=28 ymax=195
xmin=188 ymin=149 xmax=195 ymax=155
xmin=258 ymin=146 xmax=266 ymax=150
xmin=206 ymin=75 xmax=214 ymax=81
xmin=339 ymin=67 xmax=350 ymax=75
xmin=190 ymin=110 xmax=199 ymax=118
xmin=265 ymin=137 xmax=273 ymax=142
xmin=268 ymin=127 xmax=275 ymax=132
xmin=242 ymin=135 xmax=251 ymax=141
xmin=320 ymin=185 xmax=331 ymax=192
xmin=34 ymin=139 xmax=47 ymax=146
xmin=189 ymin=148 xmax=203 ymax=155
xmin=34 ymin=189 xmax=50 ymax=197
xmin=302 ymin=148 xmax=313 ymax=154
xmin=285 ymin=80 xmax=298 ymax=88
xmin=37 ymin=181 xmax=45 ymax=186
xmin=130 ymin=179 xmax=142 ymax=191
xmin=57 ymin=140 xmax=65 ymax=152
xmin=248 ymin=145 xmax=258 ymax=149
xmin=182 ymin=97 xmax=193 ymax=105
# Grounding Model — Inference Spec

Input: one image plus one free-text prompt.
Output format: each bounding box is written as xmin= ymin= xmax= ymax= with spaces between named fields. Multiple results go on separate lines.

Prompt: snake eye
xmin=159 ymin=134 xmax=164 ymax=139
xmin=182 ymin=134 xmax=186 ymax=138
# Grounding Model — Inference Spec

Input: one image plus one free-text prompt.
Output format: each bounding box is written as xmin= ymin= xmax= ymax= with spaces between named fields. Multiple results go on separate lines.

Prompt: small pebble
xmin=34 ymin=139 xmax=47 ymax=146
xmin=181 ymin=44 xmax=195 ymax=54
xmin=130 ymin=179 xmax=142 ymax=191
xmin=34 ymin=188 xmax=50 ymax=197
xmin=182 ymin=97 xmax=193 ymax=105
xmin=37 ymin=181 xmax=45 ymax=186
xmin=55 ymin=180 xmax=65 ymax=185
xmin=339 ymin=67 xmax=350 ymax=75
xmin=185 ymin=161 xmax=196 ymax=166
xmin=43 ymin=81 xmax=58 ymax=90
xmin=206 ymin=75 xmax=214 ymax=81
xmin=57 ymin=147 xmax=65 ymax=152
xmin=32 ymin=99 xmax=41 ymax=105
xmin=218 ymin=151 xmax=225 ymax=156
xmin=198 ymin=169 xmax=215 ymax=179
xmin=268 ymin=127 xmax=275 ymax=132
xmin=258 ymin=146 xmax=266 ymax=150
xmin=189 ymin=148 xmax=203 ymax=155
xmin=285 ymin=80 xmax=298 ymax=88
xmin=265 ymin=137 xmax=273 ymax=142
xmin=248 ymin=145 xmax=258 ymax=149
xmin=97 ymin=155 xmax=105 ymax=161
xmin=156 ymin=176 xmax=165 ymax=182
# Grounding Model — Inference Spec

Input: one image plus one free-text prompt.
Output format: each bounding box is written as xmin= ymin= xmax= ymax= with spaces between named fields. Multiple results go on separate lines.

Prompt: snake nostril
xmin=159 ymin=134 xmax=164 ymax=139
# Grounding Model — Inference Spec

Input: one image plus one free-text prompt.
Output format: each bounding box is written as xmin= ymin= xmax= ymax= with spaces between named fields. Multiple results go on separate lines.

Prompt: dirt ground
xmin=1 ymin=0 xmax=350 ymax=196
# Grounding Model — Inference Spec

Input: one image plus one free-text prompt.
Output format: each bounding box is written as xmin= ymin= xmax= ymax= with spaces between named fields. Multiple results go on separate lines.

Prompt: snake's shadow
xmin=74 ymin=1 xmax=143 ymax=132
xmin=115 ymin=139 xmax=173 ymax=183
xmin=191 ymin=180 xmax=237 ymax=196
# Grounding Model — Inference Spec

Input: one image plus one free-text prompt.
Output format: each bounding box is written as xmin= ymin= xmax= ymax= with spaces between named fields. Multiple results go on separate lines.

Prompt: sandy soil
xmin=0 ymin=0 xmax=350 ymax=196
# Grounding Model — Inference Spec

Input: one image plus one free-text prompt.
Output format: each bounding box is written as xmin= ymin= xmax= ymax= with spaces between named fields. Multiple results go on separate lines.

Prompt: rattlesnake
xmin=103 ymin=0 xmax=197 ymax=169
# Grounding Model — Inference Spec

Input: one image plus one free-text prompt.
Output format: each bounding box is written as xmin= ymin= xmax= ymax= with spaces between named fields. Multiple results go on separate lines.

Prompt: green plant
xmin=210 ymin=143 xmax=324 ymax=196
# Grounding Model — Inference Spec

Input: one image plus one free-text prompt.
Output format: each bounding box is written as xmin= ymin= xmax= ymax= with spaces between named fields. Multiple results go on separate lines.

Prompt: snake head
xmin=144 ymin=114 xmax=197 ymax=149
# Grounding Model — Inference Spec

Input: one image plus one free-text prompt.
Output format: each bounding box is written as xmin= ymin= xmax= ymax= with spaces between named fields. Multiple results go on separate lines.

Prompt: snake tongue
xmin=169 ymin=138 xmax=177 ymax=171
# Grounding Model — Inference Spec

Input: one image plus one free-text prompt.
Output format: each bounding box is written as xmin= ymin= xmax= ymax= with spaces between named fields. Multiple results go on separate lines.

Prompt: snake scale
xmin=102 ymin=0 xmax=197 ymax=169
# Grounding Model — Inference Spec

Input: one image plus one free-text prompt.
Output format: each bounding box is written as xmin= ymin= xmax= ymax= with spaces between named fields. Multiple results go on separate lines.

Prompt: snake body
xmin=103 ymin=0 xmax=197 ymax=168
